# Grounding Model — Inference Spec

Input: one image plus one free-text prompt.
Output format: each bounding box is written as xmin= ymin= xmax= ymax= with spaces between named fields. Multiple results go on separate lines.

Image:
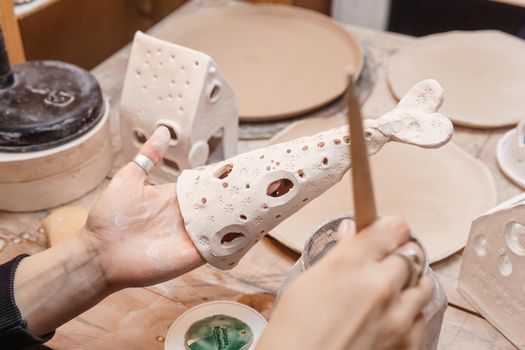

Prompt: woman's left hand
xmin=14 ymin=127 xmax=205 ymax=336
xmin=83 ymin=126 xmax=205 ymax=289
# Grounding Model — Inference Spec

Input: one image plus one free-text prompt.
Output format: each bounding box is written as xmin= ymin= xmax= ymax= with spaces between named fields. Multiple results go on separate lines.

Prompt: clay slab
xmin=161 ymin=2 xmax=363 ymax=121
xmin=267 ymin=115 xmax=497 ymax=263
xmin=388 ymin=30 xmax=525 ymax=128
xmin=459 ymin=193 xmax=525 ymax=348
xmin=497 ymin=120 xmax=525 ymax=189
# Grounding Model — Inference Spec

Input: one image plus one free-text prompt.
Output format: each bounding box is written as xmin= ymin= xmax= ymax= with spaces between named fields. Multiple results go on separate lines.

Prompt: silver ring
xmin=132 ymin=154 xmax=154 ymax=175
xmin=393 ymin=248 xmax=424 ymax=289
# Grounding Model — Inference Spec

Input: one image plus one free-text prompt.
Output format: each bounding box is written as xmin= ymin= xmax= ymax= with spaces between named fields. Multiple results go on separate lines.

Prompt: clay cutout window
xmin=158 ymin=123 xmax=179 ymax=146
xmin=134 ymin=129 xmax=147 ymax=144
xmin=505 ymin=222 xmax=525 ymax=257
xmin=208 ymin=81 xmax=222 ymax=103
xmin=162 ymin=158 xmax=180 ymax=175
xmin=215 ymin=162 xmax=233 ymax=180
xmin=207 ymin=128 xmax=225 ymax=165
xmin=221 ymin=232 xmax=245 ymax=248
xmin=267 ymin=179 xmax=294 ymax=197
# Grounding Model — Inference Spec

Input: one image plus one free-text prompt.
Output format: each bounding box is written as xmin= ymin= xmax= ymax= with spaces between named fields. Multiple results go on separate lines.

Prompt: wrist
xmin=14 ymin=231 xmax=112 ymax=336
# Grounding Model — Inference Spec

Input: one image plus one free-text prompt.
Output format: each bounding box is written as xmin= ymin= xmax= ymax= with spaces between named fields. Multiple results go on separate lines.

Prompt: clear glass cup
xmin=278 ymin=215 xmax=447 ymax=350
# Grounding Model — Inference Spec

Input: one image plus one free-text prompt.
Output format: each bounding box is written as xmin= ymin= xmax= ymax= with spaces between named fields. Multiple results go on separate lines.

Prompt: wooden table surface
xmin=0 ymin=1 xmax=521 ymax=349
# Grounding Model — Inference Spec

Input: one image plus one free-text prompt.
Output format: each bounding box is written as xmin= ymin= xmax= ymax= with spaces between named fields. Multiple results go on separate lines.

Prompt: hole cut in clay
xmin=322 ymin=157 xmax=329 ymax=166
xmin=134 ymin=130 xmax=147 ymax=144
xmin=215 ymin=164 xmax=233 ymax=179
xmin=221 ymin=232 xmax=245 ymax=247
xmin=209 ymin=83 xmax=222 ymax=102
xmin=499 ymin=254 xmax=513 ymax=276
xmin=158 ymin=123 xmax=179 ymax=146
xmin=207 ymin=128 xmax=225 ymax=165
xmin=474 ymin=234 xmax=488 ymax=257
xmin=504 ymin=222 xmax=525 ymax=256
xmin=163 ymin=158 xmax=180 ymax=173
xmin=240 ymin=214 xmax=247 ymax=221
xmin=267 ymin=179 xmax=294 ymax=197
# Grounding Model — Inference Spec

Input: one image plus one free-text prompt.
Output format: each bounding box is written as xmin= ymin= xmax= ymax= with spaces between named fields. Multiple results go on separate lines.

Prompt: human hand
xmin=257 ymin=217 xmax=434 ymax=350
xmin=82 ymin=126 xmax=205 ymax=289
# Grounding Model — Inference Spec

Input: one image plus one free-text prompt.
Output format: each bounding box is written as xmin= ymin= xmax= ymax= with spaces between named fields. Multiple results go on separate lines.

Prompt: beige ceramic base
xmin=162 ymin=2 xmax=363 ymax=121
xmin=497 ymin=122 xmax=525 ymax=189
xmin=459 ymin=194 xmax=525 ymax=348
xmin=388 ymin=30 xmax=525 ymax=129
xmin=267 ymin=115 xmax=497 ymax=263
xmin=0 ymin=99 xmax=112 ymax=212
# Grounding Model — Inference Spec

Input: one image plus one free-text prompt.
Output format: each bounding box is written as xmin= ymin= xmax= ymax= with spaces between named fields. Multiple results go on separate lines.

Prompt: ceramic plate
xmin=497 ymin=125 xmax=525 ymax=189
xmin=267 ymin=115 xmax=497 ymax=263
xmin=165 ymin=301 xmax=267 ymax=350
xmin=159 ymin=3 xmax=363 ymax=121
xmin=388 ymin=30 xmax=525 ymax=129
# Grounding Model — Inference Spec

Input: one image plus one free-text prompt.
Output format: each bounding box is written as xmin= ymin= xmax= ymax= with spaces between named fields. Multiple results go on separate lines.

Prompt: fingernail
xmin=151 ymin=126 xmax=171 ymax=151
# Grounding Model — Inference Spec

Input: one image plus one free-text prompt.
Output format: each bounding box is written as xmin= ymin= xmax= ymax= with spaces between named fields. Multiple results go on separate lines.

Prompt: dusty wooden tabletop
xmin=0 ymin=1 xmax=520 ymax=349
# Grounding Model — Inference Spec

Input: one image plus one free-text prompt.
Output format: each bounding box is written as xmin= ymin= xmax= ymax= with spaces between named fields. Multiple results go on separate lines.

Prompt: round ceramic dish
xmin=267 ymin=115 xmax=497 ymax=263
xmin=388 ymin=30 xmax=525 ymax=129
xmin=160 ymin=3 xmax=363 ymax=121
xmin=0 ymin=99 xmax=112 ymax=212
xmin=165 ymin=301 xmax=267 ymax=350
xmin=497 ymin=120 xmax=525 ymax=189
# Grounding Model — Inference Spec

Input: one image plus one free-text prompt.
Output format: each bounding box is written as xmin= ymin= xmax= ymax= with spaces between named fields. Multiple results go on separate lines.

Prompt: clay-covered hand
xmin=257 ymin=217 xmax=434 ymax=350
xmin=83 ymin=126 xmax=205 ymax=289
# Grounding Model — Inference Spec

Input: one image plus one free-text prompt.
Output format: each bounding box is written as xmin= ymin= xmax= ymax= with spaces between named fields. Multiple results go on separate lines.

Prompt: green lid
xmin=184 ymin=314 xmax=253 ymax=350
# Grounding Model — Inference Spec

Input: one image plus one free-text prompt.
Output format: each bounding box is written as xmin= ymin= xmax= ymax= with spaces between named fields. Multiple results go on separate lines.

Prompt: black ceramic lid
xmin=0 ymin=60 xmax=104 ymax=153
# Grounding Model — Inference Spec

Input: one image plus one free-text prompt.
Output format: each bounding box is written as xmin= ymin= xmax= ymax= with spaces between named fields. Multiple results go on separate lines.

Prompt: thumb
xmin=122 ymin=126 xmax=171 ymax=181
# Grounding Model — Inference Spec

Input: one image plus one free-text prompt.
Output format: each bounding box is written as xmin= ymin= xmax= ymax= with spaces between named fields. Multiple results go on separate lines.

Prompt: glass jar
xmin=278 ymin=215 xmax=447 ymax=350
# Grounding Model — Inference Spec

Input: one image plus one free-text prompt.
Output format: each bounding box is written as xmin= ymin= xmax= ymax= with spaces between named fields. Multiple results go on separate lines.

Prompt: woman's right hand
xmin=257 ymin=216 xmax=434 ymax=350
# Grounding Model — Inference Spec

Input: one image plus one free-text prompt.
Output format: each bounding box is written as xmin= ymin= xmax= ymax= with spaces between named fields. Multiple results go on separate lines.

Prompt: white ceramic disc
xmin=388 ymin=30 xmax=525 ymax=129
xmin=165 ymin=301 xmax=267 ymax=350
xmin=497 ymin=126 xmax=525 ymax=189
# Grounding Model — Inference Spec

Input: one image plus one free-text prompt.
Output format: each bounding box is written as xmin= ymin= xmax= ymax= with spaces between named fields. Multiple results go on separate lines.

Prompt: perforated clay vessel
xmin=177 ymin=79 xmax=454 ymax=269
xmin=120 ymin=32 xmax=238 ymax=183
xmin=459 ymin=193 xmax=525 ymax=348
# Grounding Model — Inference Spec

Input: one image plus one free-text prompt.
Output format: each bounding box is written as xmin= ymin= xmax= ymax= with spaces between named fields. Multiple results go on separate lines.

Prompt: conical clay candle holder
xmin=459 ymin=194 xmax=525 ymax=349
xmin=177 ymin=79 xmax=453 ymax=269
xmin=120 ymin=32 xmax=238 ymax=183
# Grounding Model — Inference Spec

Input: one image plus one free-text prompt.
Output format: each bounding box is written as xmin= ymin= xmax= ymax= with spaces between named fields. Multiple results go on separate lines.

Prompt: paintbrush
xmin=346 ymin=78 xmax=377 ymax=232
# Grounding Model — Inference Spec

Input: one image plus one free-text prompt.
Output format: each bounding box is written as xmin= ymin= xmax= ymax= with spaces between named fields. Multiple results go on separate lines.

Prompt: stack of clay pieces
xmin=459 ymin=194 xmax=525 ymax=348
xmin=120 ymin=32 xmax=238 ymax=184
xmin=0 ymin=33 xmax=111 ymax=212
xmin=0 ymin=107 xmax=111 ymax=212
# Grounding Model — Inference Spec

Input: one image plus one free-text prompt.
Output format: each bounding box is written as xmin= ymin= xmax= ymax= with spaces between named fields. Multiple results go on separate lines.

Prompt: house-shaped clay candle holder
xmin=459 ymin=194 xmax=525 ymax=348
xmin=120 ymin=32 xmax=238 ymax=183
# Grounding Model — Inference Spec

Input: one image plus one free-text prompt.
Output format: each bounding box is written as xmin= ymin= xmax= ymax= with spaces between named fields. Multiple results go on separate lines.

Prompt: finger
xmin=338 ymin=216 xmax=410 ymax=261
xmin=388 ymin=276 xmax=434 ymax=325
xmin=121 ymin=126 xmax=171 ymax=181
xmin=378 ymin=241 xmax=426 ymax=292
xmin=404 ymin=315 xmax=428 ymax=350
